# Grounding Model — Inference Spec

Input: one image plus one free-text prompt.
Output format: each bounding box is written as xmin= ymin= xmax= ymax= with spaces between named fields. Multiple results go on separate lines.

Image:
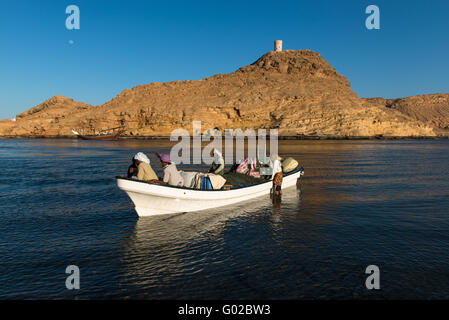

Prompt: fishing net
xmin=222 ymin=172 xmax=268 ymax=189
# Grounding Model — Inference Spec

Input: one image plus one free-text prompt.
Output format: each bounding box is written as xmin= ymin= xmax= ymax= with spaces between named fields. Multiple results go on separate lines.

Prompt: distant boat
xmin=72 ymin=128 xmax=122 ymax=141
xmin=117 ymin=167 xmax=304 ymax=217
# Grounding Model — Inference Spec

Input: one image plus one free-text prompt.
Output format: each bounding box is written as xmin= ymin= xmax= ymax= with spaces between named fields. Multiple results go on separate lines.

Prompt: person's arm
xmin=214 ymin=160 xmax=224 ymax=174
xmin=163 ymin=168 xmax=170 ymax=184
xmin=137 ymin=164 xmax=145 ymax=181
xmin=271 ymin=160 xmax=278 ymax=179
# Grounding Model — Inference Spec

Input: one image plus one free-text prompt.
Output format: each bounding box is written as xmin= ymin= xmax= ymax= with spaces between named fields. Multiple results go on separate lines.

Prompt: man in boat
xmin=133 ymin=152 xmax=158 ymax=182
xmin=208 ymin=148 xmax=225 ymax=175
xmin=127 ymin=156 xmax=139 ymax=178
xmin=157 ymin=153 xmax=184 ymax=187
xmin=270 ymin=154 xmax=283 ymax=198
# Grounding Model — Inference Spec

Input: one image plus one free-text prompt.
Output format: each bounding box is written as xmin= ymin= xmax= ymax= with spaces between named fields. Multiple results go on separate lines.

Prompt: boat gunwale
xmin=115 ymin=167 xmax=303 ymax=192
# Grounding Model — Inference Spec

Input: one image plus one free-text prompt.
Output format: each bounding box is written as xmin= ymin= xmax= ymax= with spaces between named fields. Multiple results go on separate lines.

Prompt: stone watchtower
xmin=274 ymin=40 xmax=282 ymax=52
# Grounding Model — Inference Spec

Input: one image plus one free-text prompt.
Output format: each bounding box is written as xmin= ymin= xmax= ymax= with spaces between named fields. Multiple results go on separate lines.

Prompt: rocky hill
xmin=4 ymin=95 xmax=94 ymax=136
xmin=0 ymin=49 xmax=446 ymax=137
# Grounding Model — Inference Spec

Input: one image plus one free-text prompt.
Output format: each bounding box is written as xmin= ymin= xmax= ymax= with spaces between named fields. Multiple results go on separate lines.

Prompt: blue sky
xmin=0 ymin=0 xmax=448 ymax=119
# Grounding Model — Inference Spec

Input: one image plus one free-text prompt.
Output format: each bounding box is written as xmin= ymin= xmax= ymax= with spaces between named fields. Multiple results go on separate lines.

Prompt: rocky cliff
xmin=0 ymin=50 xmax=446 ymax=137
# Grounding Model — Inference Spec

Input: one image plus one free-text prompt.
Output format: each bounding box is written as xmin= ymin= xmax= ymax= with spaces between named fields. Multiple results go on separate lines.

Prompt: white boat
xmin=116 ymin=168 xmax=304 ymax=217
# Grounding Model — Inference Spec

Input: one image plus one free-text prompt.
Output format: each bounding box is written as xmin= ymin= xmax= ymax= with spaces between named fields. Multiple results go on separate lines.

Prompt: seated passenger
xmin=133 ymin=152 xmax=158 ymax=182
xmin=208 ymin=148 xmax=224 ymax=175
xmin=127 ymin=157 xmax=138 ymax=179
xmin=158 ymin=153 xmax=184 ymax=187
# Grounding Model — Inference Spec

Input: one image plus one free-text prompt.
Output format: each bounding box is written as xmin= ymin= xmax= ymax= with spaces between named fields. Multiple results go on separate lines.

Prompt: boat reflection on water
xmin=129 ymin=183 xmax=301 ymax=239
xmin=116 ymin=185 xmax=302 ymax=298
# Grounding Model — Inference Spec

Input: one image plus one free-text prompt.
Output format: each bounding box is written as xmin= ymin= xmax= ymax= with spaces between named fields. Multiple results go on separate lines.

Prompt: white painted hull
xmin=117 ymin=170 xmax=303 ymax=217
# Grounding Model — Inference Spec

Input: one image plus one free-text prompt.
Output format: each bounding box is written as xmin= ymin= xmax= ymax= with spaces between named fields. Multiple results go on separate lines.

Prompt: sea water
xmin=0 ymin=139 xmax=448 ymax=299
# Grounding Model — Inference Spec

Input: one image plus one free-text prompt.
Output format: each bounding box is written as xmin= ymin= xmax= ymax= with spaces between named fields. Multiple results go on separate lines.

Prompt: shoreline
xmin=0 ymin=135 xmax=448 ymax=140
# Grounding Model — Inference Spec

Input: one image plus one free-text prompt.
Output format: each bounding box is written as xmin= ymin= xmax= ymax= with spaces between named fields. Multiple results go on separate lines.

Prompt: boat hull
xmin=77 ymin=134 xmax=119 ymax=140
xmin=117 ymin=170 xmax=302 ymax=216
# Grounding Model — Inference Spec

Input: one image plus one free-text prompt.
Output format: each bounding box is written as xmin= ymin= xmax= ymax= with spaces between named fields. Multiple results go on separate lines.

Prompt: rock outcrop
xmin=0 ymin=50 xmax=445 ymax=137
xmin=364 ymin=94 xmax=449 ymax=133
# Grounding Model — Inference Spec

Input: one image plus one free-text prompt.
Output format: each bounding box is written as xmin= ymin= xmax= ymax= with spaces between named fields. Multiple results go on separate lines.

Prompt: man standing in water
xmin=270 ymin=154 xmax=283 ymax=199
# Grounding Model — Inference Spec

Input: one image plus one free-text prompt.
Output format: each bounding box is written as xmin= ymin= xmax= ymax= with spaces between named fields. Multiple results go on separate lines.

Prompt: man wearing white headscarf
xmin=209 ymin=148 xmax=225 ymax=175
xmin=133 ymin=152 xmax=158 ymax=182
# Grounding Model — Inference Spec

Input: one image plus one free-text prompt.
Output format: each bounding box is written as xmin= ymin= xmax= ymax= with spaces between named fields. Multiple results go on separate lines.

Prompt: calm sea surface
xmin=0 ymin=139 xmax=448 ymax=299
